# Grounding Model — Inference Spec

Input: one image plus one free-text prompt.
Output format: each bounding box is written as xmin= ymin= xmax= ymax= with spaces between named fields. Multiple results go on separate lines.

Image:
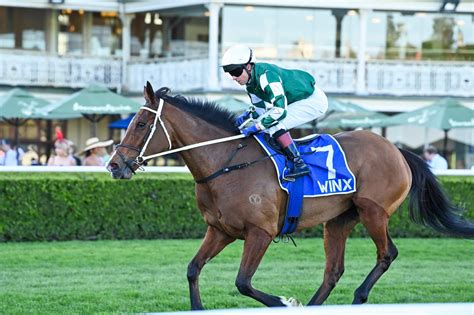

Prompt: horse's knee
xmin=325 ymin=267 xmax=344 ymax=287
xmin=187 ymin=261 xmax=200 ymax=283
xmin=378 ymin=249 xmax=398 ymax=272
xmin=389 ymin=241 xmax=398 ymax=261
xmin=235 ymin=278 xmax=252 ymax=296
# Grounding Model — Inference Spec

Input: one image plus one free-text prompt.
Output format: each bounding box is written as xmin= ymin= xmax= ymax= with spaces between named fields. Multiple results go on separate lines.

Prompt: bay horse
xmin=107 ymin=82 xmax=473 ymax=310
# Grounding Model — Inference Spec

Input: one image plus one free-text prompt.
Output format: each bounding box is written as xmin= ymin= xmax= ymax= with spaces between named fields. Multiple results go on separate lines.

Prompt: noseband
xmin=114 ymin=98 xmax=172 ymax=173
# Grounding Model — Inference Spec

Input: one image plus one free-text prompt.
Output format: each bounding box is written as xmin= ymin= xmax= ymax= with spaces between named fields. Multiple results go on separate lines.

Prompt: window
xmin=92 ymin=12 xmax=122 ymax=57
xmin=366 ymin=11 xmax=474 ymax=61
xmin=0 ymin=7 xmax=47 ymax=51
xmin=58 ymin=10 xmax=84 ymax=55
xmin=131 ymin=8 xmax=209 ymax=59
xmin=222 ymin=6 xmax=337 ymax=60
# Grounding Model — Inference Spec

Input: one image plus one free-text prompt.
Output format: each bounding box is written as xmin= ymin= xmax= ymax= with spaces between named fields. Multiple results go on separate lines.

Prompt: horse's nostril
xmin=109 ymin=162 xmax=119 ymax=170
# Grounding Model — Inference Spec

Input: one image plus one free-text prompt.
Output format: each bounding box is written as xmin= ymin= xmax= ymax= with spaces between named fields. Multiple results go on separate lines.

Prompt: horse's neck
xmin=168 ymin=108 xmax=235 ymax=180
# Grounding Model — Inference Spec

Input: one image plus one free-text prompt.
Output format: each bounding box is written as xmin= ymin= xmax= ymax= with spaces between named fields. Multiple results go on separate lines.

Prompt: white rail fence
xmin=152 ymin=303 xmax=473 ymax=315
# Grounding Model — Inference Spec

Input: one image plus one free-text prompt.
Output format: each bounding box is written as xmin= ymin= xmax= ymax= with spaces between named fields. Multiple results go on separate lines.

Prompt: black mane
xmin=155 ymin=87 xmax=239 ymax=134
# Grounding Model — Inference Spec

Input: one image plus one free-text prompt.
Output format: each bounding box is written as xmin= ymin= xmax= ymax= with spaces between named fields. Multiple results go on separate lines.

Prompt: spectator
xmin=47 ymin=139 xmax=77 ymax=166
xmin=69 ymin=141 xmax=82 ymax=166
xmin=0 ymin=139 xmax=24 ymax=166
xmin=423 ymin=145 xmax=448 ymax=170
xmin=47 ymin=126 xmax=76 ymax=166
xmin=22 ymin=145 xmax=40 ymax=166
xmin=81 ymin=137 xmax=113 ymax=166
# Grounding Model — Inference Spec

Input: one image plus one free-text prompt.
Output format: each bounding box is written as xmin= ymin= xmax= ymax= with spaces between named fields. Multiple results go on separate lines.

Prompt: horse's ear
xmin=144 ymin=81 xmax=155 ymax=104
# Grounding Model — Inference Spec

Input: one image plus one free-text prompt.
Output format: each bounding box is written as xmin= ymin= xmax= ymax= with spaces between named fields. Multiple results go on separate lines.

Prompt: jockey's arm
xmin=258 ymin=71 xmax=288 ymax=129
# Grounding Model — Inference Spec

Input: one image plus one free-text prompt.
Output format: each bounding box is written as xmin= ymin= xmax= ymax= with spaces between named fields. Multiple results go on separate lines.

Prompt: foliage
xmin=0 ymin=173 xmax=206 ymax=241
xmin=0 ymin=173 xmax=472 ymax=241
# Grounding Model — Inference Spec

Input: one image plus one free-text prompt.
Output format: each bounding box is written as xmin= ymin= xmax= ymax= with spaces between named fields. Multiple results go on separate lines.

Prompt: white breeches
xmin=265 ymin=86 xmax=328 ymax=136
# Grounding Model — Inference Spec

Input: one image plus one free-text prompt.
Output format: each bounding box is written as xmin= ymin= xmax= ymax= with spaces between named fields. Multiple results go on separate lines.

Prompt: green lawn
xmin=0 ymin=238 xmax=473 ymax=314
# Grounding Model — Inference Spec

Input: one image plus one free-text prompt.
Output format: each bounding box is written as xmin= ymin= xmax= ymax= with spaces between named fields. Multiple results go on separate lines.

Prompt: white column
xmin=46 ymin=9 xmax=58 ymax=54
xmin=83 ymin=12 xmax=93 ymax=56
xmin=119 ymin=3 xmax=135 ymax=93
xmin=356 ymin=9 xmax=370 ymax=95
xmin=207 ymin=2 xmax=222 ymax=91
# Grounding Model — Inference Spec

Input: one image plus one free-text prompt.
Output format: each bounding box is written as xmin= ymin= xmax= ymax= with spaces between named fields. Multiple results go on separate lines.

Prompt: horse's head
xmin=107 ymin=81 xmax=173 ymax=179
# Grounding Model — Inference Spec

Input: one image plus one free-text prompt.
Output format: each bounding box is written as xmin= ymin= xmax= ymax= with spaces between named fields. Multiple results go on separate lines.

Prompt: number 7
xmin=311 ymin=145 xmax=336 ymax=179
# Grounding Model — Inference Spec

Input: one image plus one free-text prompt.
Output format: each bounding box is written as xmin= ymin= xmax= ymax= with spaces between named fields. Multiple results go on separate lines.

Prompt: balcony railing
xmin=0 ymin=51 xmax=473 ymax=97
xmin=127 ymin=57 xmax=209 ymax=92
xmin=367 ymin=60 xmax=473 ymax=97
xmin=0 ymin=52 xmax=122 ymax=90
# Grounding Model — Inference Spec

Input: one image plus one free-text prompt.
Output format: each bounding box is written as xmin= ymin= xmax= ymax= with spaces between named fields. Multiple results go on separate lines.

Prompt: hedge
xmin=0 ymin=173 xmax=472 ymax=241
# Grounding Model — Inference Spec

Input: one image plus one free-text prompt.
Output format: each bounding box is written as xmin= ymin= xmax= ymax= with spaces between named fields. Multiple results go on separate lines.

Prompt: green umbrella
xmin=0 ymin=88 xmax=64 ymax=146
xmin=318 ymin=111 xmax=388 ymax=129
xmin=375 ymin=98 xmax=474 ymax=155
xmin=327 ymin=98 xmax=372 ymax=114
xmin=0 ymin=88 xmax=50 ymax=119
xmin=308 ymin=98 xmax=372 ymax=132
xmin=376 ymin=98 xmax=473 ymax=129
xmin=215 ymin=95 xmax=250 ymax=113
xmin=47 ymin=84 xmax=142 ymax=136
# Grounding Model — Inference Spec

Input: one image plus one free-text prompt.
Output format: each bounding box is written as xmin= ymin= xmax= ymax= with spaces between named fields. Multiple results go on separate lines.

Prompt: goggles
xmin=223 ymin=64 xmax=245 ymax=77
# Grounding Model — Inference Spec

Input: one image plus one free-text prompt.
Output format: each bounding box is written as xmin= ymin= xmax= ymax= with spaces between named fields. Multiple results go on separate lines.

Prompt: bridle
xmin=112 ymin=97 xmax=246 ymax=175
xmin=114 ymin=98 xmax=172 ymax=174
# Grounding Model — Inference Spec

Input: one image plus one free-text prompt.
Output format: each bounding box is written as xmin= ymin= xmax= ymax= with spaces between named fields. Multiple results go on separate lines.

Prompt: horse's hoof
xmin=279 ymin=296 xmax=303 ymax=307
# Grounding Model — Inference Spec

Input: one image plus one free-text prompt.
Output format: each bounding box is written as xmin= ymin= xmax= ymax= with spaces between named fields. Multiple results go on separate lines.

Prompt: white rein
xmin=136 ymin=99 xmax=246 ymax=163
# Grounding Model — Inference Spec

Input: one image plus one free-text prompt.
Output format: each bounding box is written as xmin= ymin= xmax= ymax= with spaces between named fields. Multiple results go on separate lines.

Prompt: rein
xmin=114 ymin=97 xmax=247 ymax=175
xmin=136 ymin=97 xmax=246 ymax=163
xmin=141 ymin=134 xmax=246 ymax=162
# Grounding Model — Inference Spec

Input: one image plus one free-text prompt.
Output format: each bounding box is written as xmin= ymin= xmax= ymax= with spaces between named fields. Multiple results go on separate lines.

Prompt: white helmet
xmin=221 ymin=45 xmax=255 ymax=72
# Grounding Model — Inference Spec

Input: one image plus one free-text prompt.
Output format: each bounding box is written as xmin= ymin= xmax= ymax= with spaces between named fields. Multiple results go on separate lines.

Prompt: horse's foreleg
xmin=187 ymin=226 xmax=235 ymax=310
xmin=352 ymin=197 xmax=398 ymax=304
xmin=307 ymin=207 xmax=359 ymax=305
xmin=235 ymin=226 xmax=286 ymax=307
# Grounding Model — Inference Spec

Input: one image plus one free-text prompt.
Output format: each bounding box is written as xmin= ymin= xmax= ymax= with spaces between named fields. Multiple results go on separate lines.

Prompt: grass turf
xmin=0 ymin=238 xmax=473 ymax=313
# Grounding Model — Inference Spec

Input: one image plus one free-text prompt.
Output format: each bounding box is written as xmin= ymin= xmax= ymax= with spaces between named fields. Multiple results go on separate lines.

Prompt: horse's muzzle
xmin=107 ymin=161 xmax=133 ymax=179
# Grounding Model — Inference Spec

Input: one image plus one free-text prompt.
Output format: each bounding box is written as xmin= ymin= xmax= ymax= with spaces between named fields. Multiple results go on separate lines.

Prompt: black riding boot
xmin=275 ymin=131 xmax=310 ymax=178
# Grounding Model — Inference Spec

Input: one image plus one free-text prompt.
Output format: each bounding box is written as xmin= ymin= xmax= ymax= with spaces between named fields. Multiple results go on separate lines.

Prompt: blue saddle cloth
xmin=254 ymin=133 xmax=356 ymax=197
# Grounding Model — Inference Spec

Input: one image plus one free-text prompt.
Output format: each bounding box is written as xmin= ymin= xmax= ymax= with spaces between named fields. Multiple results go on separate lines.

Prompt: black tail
xmin=400 ymin=148 xmax=474 ymax=238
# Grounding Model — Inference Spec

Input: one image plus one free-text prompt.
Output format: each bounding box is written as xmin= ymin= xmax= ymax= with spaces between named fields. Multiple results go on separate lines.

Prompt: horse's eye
xmin=137 ymin=122 xmax=146 ymax=129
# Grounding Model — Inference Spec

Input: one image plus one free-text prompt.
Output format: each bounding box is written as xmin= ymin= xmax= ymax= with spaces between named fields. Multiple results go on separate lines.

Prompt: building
xmin=0 ymin=0 xmax=473 ymax=166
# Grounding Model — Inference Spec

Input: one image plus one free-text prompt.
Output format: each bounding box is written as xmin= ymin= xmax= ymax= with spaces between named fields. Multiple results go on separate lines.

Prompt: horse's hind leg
xmin=235 ymin=226 xmax=287 ymax=307
xmin=352 ymin=197 xmax=398 ymax=304
xmin=187 ymin=226 xmax=235 ymax=310
xmin=307 ymin=206 xmax=359 ymax=305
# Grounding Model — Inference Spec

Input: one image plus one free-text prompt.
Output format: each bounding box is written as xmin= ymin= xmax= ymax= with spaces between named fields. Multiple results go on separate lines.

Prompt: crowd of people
xmin=0 ymin=135 xmax=451 ymax=170
xmin=0 ymin=127 xmax=113 ymax=167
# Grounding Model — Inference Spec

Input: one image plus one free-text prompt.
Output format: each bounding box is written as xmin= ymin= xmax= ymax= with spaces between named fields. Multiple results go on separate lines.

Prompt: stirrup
xmin=285 ymin=165 xmax=310 ymax=179
xmin=282 ymin=167 xmax=296 ymax=182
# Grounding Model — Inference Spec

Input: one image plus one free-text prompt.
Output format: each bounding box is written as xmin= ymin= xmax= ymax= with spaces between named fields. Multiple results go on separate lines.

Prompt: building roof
xmin=0 ymin=0 xmax=472 ymax=13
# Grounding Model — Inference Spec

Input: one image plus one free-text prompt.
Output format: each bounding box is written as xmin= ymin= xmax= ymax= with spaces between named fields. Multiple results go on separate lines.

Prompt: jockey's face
xmin=231 ymin=64 xmax=252 ymax=86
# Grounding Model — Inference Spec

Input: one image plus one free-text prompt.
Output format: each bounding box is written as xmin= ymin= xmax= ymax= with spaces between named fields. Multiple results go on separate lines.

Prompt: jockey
xmin=221 ymin=44 xmax=328 ymax=178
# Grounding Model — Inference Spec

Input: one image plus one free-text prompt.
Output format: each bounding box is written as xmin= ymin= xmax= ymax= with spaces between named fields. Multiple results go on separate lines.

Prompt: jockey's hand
xmin=241 ymin=125 xmax=260 ymax=137
xmin=234 ymin=111 xmax=250 ymax=127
